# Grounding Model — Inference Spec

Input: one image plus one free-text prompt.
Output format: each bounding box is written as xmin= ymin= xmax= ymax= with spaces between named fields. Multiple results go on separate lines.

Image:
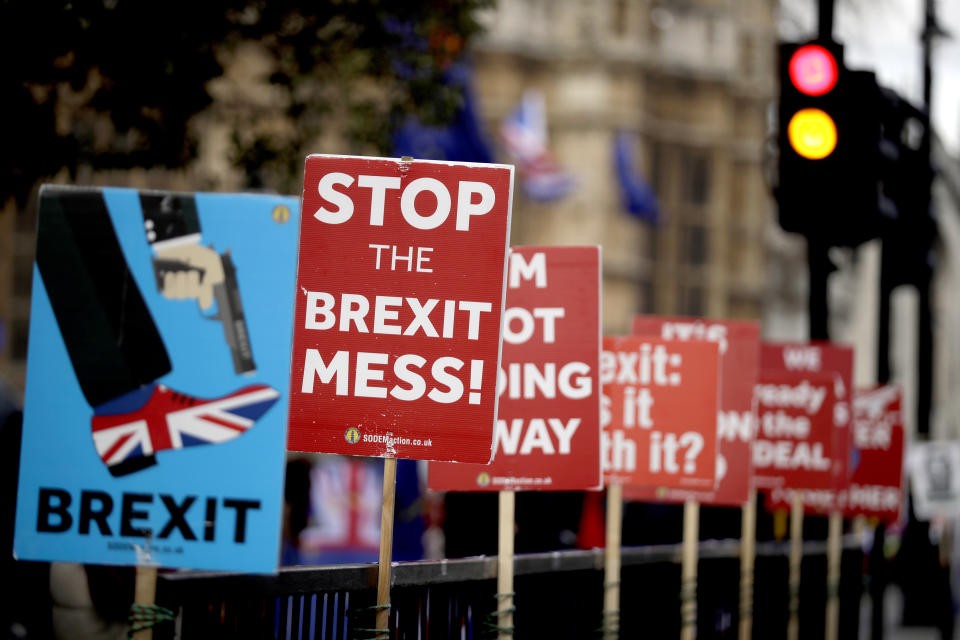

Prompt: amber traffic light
xmin=776 ymin=40 xmax=881 ymax=247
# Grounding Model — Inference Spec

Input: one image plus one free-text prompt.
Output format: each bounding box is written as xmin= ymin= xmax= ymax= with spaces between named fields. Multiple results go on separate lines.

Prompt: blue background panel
xmin=14 ymin=188 xmax=300 ymax=573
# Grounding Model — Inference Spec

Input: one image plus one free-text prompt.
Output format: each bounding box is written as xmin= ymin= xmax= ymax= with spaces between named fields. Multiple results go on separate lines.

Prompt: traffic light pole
xmin=807 ymin=239 xmax=831 ymax=341
xmin=793 ymin=1 xmax=941 ymax=637
xmin=917 ymin=0 xmax=936 ymax=439
xmin=818 ymin=0 xmax=834 ymax=42
xmin=923 ymin=0 xmax=934 ymax=111
xmin=884 ymin=3 xmax=942 ymax=639
xmin=805 ymin=0 xmax=835 ymax=344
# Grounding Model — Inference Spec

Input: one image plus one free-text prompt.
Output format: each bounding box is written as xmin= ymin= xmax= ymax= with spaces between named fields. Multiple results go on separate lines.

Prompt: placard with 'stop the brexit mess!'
xmin=287 ymin=155 xmax=514 ymax=464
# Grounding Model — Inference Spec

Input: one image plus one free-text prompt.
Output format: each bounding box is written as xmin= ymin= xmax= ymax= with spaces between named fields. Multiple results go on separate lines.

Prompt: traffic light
xmin=877 ymin=88 xmax=936 ymax=286
xmin=775 ymin=40 xmax=882 ymax=247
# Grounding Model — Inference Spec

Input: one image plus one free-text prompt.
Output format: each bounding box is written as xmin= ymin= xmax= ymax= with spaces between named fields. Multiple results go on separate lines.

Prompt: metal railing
xmin=155 ymin=536 xmax=863 ymax=639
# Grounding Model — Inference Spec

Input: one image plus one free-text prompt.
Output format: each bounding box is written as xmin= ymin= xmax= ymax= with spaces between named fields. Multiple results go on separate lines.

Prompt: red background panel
xmin=754 ymin=369 xmax=836 ymax=491
xmin=768 ymin=385 xmax=905 ymax=520
xmin=845 ymin=385 xmax=905 ymax=521
xmin=602 ymin=336 xmax=719 ymax=490
xmin=287 ymin=155 xmax=513 ymax=462
xmin=761 ymin=342 xmax=853 ymax=493
xmin=626 ymin=317 xmax=759 ymax=506
xmin=428 ymin=246 xmax=601 ymax=491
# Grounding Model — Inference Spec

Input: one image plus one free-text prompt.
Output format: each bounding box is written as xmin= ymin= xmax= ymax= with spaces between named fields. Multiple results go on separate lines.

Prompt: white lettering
xmin=357 ymin=175 xmax=401 ymax=225
xmin=354 ymin=352 xmax=388 ymax=398
xmin=428 ymin=357 xmax=464 ymax=403
xmin=314 ymin=172 xmax=354 ymax=224
xmin=305 ymin=292 xmax=335 ymax=330
xmin=456 ymin=181 xmax=495 ymax=231
xmin=401 ymin=177 xmax=451 ymax=230
xmin=390 ymin=354 xmax=427 ymax=401
xmin=301 ymin=349 xmax=349 ymax=395
xmin=509 ymin=252 xmax=547 ymax=288
xmin=373 ymin=296 xmax=402 ymax=335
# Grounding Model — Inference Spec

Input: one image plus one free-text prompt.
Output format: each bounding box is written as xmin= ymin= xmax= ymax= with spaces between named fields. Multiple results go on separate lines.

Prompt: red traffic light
xmin=789 ymin=44 xmax=838 ymax=96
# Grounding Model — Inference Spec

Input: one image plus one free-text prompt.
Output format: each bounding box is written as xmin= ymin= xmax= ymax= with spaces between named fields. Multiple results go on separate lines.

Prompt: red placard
xmin=845 ymin=385 xmax=904 ymax=521
xmin=287 ymin=155 xmax=513 ymax=462
xmin=765 ymin=385 xmax=905 ymax=518
xmin=428 ymin=247 xmax=601 ymax=491
xmin=602 ymin=336 xmax=719 ymax=490
xmin=761 ymin=342 xmax=853 ymax=485
xmin=759 ymin=343 xmax=853 ymax=512
xmin=754 ymin=369 xmax=836 ymax=492
xmin=625 ymin=317 xmax=759 ymax=506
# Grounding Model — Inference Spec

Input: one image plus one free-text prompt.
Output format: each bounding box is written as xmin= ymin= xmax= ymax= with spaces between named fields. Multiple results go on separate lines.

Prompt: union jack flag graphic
xmin=92 ymin=383 xmax=280 ymax=469
xmin=499 ymin=89 xmax=576 ymax=202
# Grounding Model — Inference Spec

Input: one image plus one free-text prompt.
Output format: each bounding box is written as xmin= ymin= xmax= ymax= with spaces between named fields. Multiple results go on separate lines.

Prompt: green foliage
xmin=1 ymin=0 xmax=492 ymax=202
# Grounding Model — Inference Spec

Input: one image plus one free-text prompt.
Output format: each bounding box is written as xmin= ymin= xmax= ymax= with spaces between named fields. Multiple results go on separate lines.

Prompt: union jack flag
xmin=499 ymin=89 xmax=576 ymax=202
xmin=92 ymin=384 xmax=279 ymax=468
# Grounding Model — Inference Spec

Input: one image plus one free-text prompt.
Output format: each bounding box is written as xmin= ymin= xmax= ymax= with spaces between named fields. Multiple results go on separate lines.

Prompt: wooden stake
xmin=773 ymin=508 xmax=788 ymax=541
xmin=825 ymin=510 xmax=842 ymax=640
xmin=787 ymin=492 xmax=803 ymax=640
xmin=497 ymin=489 xmax=515 ymax=640
xmin=681 ymin=499 xmax=700 ymax=640
xmin=376 ymin=457 xmax=398 ymax=636
xmin=739 ymin=492 xmax=756 ymax=640
xmin=852 ymin=514 xmax=866 ymax=539
xmin=603 ymin=483 xmax=623 ymax=640
xmin=132 ymin=566 xmax=158 ymax=640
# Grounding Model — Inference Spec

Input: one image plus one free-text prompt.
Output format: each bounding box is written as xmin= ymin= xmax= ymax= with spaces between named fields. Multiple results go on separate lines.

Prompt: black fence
xmin=155 ymin=537 xmax=863 ymax=639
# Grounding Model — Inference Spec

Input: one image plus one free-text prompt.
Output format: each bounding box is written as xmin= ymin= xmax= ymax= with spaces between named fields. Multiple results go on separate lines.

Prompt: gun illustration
xmin=152 ymin=250 xmax=256 ymax=375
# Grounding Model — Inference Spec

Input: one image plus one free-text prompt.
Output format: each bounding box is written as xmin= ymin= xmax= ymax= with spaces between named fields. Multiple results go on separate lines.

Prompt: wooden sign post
xmin=603 ymin=483 xmax=623 ymax=640
xmin=625 ymin=318 xmax=760 ymax=640
xmin=825 ymin=510 xmax=842 ymax=640
xmin=739 ymin=492 xmax=756 ymax=640
xmin=601 ymin=333 xmax=720 ymax=640
xmin=427 ymin=247 xmax=602 ymax=639
xmin=787 ymin=492 xmax=804 ymax=640
xmin=132 ymin=566 xmax=158 ymax=640
xmin=497 ymin=490 xmax=516 ymax=639
xmin=376 ymin=458 xmax=398 ymax=636
xmin=681 ymin=499 xmax=700 ymax=640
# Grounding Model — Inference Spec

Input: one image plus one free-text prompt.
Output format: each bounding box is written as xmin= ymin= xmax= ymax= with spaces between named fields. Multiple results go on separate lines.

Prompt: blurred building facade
xmin=0 ymin=0 xmax=782 ymax=399
xmin=474 ymin=0 xmax=779 ymax=334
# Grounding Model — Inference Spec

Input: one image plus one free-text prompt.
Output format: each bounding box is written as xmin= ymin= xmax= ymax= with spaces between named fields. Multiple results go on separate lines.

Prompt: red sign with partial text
xmin=758 ymin=342 xmax=853 ymax=513
xmin=844 ymin=385 xmax=905 ymax=521
xmin=761 ymin=342 xmax=853 ymax=485
xmin=754 ymin=369 xmax=836 ymax=492
xmin=428 ymin=247 xmax=601 ymax=491
xmin=602 ymin=336 xmax=719 ymax=490
xmin=767 ymin=385 xmax=905 ymax=520
xmin=287 ymin=155 xmax=513 ymax=462
xmin=625 ymin=317 xmax=759 ymax=506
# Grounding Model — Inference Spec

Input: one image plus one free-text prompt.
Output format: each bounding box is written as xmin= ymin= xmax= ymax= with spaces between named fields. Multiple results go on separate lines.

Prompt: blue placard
xmin=14 ymin=186 xmax=299 ymax=572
